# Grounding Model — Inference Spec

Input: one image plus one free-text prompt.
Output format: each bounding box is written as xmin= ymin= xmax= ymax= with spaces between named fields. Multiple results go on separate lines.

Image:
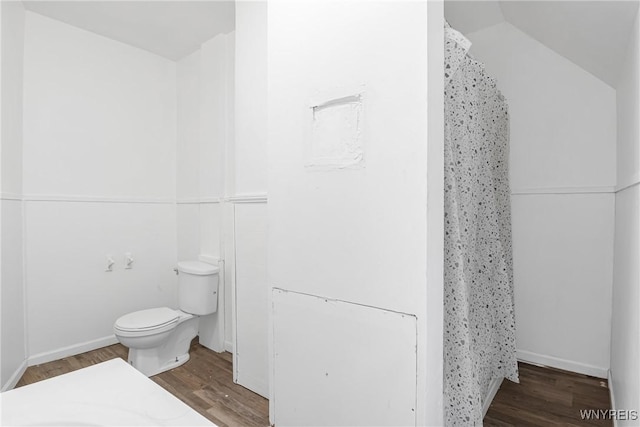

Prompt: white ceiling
xmin=445 ymin=0 xmax=640 ymax=88
xmin=22 ymin=1 xmax=235 ymax=61
xmin=20 ymin=1 xmax=640 ymax=86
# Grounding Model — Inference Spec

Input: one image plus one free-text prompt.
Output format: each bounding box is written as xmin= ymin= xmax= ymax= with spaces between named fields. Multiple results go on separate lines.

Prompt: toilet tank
xmin=177 ymin=261 xmax=219 ymax=315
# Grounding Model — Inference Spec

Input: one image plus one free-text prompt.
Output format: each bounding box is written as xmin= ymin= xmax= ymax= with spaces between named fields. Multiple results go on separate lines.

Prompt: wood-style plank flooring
xmin=16 ymin=339 xmax=270 ymax=427
xmin=17 ymin=346 xmax=612 ymax=427
xmin=485 ymin=362 xmax=613 ymax=426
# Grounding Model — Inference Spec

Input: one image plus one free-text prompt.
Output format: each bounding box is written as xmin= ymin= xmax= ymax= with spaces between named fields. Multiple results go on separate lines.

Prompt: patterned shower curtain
xmin=443 ymin=23 xmax=519 ymax=426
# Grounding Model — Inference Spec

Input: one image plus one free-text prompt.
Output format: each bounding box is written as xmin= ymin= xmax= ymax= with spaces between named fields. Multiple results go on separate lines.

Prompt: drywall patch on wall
xmin=306 ymin=86 xmax=364 ymax=170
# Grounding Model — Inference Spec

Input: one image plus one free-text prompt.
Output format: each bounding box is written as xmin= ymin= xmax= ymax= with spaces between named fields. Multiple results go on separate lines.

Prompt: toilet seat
xmin=114 ymin=307 xmax=179 ymax=337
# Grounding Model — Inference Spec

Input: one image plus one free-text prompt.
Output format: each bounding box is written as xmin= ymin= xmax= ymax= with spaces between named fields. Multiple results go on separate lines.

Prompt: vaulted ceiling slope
xmin=445 ymin=0 xmax=640 ymax=88
xmin=21 ymin=1 xmax=235 ymax=61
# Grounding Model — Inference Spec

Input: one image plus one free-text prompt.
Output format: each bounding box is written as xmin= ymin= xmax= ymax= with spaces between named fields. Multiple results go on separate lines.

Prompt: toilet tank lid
xmin=177 ymin=261 xmax=219 ymax=275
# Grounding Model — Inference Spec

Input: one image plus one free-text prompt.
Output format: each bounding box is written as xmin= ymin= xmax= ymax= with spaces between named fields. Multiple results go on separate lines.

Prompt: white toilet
xmin=114 ymin=260 xmax=219 ymax=376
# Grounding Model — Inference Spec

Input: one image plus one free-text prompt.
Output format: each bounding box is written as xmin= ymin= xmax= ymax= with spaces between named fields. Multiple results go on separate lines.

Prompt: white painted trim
xmin=19 ymin=194 xmax=267 ymax=204
xmin=22 ymin=197 xmax=30 ymax=370
xmin=615 ymin=175 xmax=640 ymax=193
xmin=199 ymin=197 xmax=222 ymax=204
xmin=482 ymin=376 xmax=504 ymax=417
xmin=425 ymin=3 xmax=445 ymax=424
xmin=224 ymin=340 xmax=233 ymax=353
xmin=608 ymin=370 xmax=618 ymax=427
xmin=23 ymin=194 xmax=174 ymax=204
xmin=1 ymin=359 xmax=28 ymax=392
xmin=0 ymin=192 xmax=22 ymax=201
xmin=511 ymin=186 xmax=616 ymax=195
xmin=28 ymin=335 xmax=119 ymax=366
xmin=227 ymin=194 xmax=268 ymax=204
xmin=517 ymin=349 xmax=608 ymax=378
xmin=231 ymin=203 xmax=240 ymax=385
xmin=178 ymin=195 xmax=267 ymax=204
xmin=176 ymin=197 xmax=202 ymax=204
xmin=176 ymin=197 xmax=222 ymax=204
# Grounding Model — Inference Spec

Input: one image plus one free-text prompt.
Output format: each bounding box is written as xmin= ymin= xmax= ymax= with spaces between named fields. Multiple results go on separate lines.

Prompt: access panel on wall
xmin=272 ymin=289 xmax=418 ymax=426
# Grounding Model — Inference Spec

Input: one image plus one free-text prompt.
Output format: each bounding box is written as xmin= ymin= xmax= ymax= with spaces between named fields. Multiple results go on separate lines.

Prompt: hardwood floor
xmin=16 ymin=339 xmax=270 ymax=427
xmin=485 ymin=362 xmax=613 ymax=426
xmin=17 ymin=346 xmax=612 ymax=426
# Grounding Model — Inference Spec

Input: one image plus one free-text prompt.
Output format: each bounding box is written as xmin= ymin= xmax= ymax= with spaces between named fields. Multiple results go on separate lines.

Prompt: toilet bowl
xmin=113 ymin=261 xmax=219 ymax=377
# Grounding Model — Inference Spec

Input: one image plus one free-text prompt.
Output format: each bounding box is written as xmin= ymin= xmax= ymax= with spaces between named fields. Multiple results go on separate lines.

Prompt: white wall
xmin=467 ymin=22 xmax=616 ymax=377
xmin=235 ymin=1 xmax=267 ymax=196
xmin=197 ymin=35 xmax=226 ymax=263
xmin=0 ymin=0 xmax=27 ymax=391
xmin=25 ymin=202 xmax=178 ymax=360
xmin=611 ymin=187 xmax=640 ymax=422
xmin=23 ymin=14 xmax=176 ymax=200
xmin=511 ymin=194 xmax=614 ymax=374
xmin=223 ymin=33 xmax=235 ymax=350
xmin=177 ymin=50 xmax=201 ymax=204
xmin=616 ymin=11 xmax=640 ymax=191
xmin=234 ymin=202 xmax=268 ymax=397
xmin=268 ymin=1 xmax=431 ymax=424
xmin=176 ymin=50 xmax=201 ymax=263
xmin=1 ymin=200 xmax=25 ymax=389
xmin=232 ymin=1 xmax=269 ymax=397
xmin=22 ymin=12 xmax=178 ymax=363
xmin=468 ymin=22 xmax=616 ymax=191
xmin=611 ymin=9 xmax=640 ymax=423
xmin=176 ymin=31 xmax=234 ymax=351
xmin=1 ymin=2 xmax=25 ymax=197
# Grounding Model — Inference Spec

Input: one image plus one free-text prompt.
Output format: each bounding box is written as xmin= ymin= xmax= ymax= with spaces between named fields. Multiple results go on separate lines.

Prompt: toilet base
xmin=125 ymin=313 xmax=199 ymax=377
xmin=128 ymin=352 xmax=191 ymax=377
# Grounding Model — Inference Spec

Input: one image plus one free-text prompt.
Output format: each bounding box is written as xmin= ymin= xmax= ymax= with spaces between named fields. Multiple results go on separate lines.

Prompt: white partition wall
xmin=268 ymin=1 xmax=433 ymax=424
xmin=234 ymin=202 xmax=268 ymax=397
xmin=1 ymin=1 xmax=27 ymax=391
xmin=611 ymin=9 xmax=640 ymax=423
xmin=232 ymin=1 xmax=269 ymax=397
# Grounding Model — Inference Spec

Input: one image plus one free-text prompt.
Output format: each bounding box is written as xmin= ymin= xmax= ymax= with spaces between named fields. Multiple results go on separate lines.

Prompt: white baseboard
xmin=608 ymin=370 xmax=618 ymax=427
xmin=517 ymin=349 xmax=608 ymax=378
xmin=511 ymin=186 xmax=615 ymax=195
xmin=482 ymin=376 xmax=504 ymax=417
xmin=1 ymin=359 xmax=28 ymax=392
xmin=224 ymin=340 xmax=234 ymax=353
xmin=28 ymin=335 xmax=119 ymax=367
